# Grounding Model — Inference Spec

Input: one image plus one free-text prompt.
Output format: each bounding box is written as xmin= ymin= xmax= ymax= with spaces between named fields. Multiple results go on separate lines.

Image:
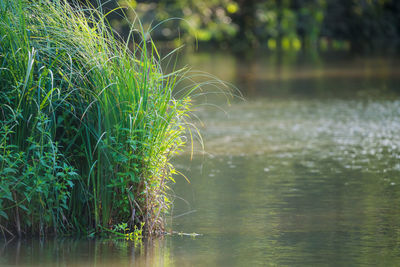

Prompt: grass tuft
xmin=0 ymin=0 xmax=197 ymax=236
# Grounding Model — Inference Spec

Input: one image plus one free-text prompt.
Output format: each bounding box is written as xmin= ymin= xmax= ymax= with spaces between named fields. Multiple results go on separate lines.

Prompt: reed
xmin=0 ymin=0 xmax=196 ymax=236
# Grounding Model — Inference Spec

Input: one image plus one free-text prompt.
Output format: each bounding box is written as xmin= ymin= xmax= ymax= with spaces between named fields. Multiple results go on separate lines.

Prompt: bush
xmin=0 ymin=0 xmax=193 ymax=236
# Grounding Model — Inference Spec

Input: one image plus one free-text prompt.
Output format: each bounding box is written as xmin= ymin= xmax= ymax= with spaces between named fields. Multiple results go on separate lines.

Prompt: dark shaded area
xmin=71 ymin=0 xmax=400 ymax=53
xmin=321 ymin=0 xmax=400 ymax=53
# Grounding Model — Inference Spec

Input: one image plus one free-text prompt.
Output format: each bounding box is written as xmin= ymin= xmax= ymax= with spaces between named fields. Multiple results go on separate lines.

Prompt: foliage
xmin=112 ymin=221 xmax=144 ymax=242
xmin=104 ymin=0 xmax=400 ymax=52
xmin=0 ymin=0 xmax=194 ymax=236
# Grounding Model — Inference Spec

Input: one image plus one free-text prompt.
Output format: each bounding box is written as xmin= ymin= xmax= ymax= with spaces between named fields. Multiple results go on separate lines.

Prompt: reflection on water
xmin=193 ymin=100 xmax=400 ymax=158
xmin=179 ymin=52 xmax=400 ymax=100
xmin=2 ymin=52 xmax=400 ymax=266
xmin=0 ymin=238 xmax=170 ymax=266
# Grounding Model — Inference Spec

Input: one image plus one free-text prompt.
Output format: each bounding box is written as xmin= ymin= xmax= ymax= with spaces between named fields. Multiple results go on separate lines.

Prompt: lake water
xmin=2 ymin=52 xmax=400 ymax=266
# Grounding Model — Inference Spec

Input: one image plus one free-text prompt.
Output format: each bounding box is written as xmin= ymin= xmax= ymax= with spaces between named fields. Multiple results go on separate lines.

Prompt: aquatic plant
xmin=0 ymin=0 xmax=196 ymax=236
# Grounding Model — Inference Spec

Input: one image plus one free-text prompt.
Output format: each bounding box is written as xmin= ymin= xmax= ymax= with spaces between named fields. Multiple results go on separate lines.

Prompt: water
xmin=2 ymin=52 xmax=400 ymax=266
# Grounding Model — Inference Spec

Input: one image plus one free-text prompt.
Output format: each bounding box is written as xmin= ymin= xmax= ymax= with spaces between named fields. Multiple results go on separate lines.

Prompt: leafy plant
xmin=0 ymin=0 xmax=197 ymax=237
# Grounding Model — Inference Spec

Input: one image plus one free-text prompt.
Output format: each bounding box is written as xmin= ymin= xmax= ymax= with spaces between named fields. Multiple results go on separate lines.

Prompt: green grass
xmin=0 ymin=0 xmax=197 ymax=237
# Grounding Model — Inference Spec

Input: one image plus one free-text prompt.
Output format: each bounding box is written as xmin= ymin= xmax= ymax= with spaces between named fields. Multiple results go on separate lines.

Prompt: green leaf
xmin=3 ymin=168 xmax=16 ymax=174
xmin=19 ymin=204 xmax=28 ymax=212
xmin=0 ymin=210 xmax=8 ymax=220
xmin=24 ymin=192 xmax=32 ymax=203
xmin=66 ymin=180 xmax=74 ymax=188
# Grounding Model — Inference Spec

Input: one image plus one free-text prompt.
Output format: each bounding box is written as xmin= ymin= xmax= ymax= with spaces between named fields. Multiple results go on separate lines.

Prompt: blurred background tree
xmin=79 ymin=0 xmax=400 ymax=53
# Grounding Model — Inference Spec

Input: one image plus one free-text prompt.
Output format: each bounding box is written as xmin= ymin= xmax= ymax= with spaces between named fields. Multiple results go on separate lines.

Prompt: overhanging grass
xmin=0 ymin=0 xmax=196 ymax=236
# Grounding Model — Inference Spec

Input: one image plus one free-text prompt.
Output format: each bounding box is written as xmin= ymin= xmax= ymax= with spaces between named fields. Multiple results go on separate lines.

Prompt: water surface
xmin=2 ymin=52 xmax=400 ymax=266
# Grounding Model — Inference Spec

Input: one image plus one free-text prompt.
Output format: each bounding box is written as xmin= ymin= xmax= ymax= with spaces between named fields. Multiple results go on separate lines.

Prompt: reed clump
xmin=0 ymin=0 xmax=194 ymax=236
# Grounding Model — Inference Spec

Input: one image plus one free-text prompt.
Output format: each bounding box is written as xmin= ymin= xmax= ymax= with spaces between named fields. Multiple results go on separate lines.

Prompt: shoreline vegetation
xmin=0 ymin=0 xmax=201 ymax=237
